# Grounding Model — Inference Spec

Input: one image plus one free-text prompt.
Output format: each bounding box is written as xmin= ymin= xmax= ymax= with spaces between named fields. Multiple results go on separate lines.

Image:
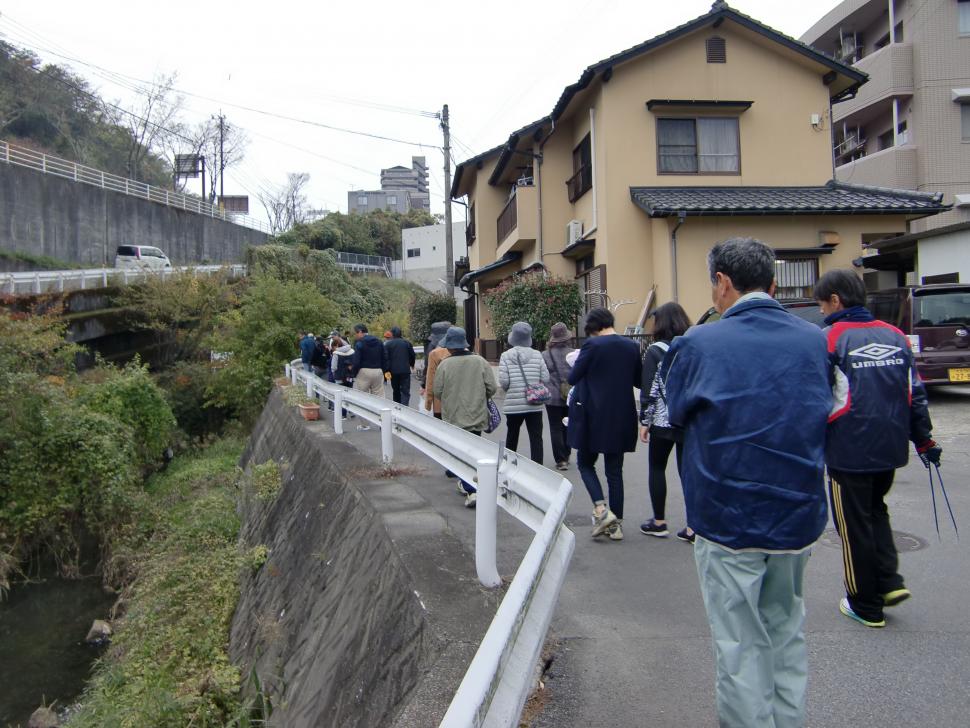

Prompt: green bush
xmin=409 ymin=291 xmax=459 ymax=344
xmin=483 ymin=273 xmax=583 ymax=345
xmin=75 ymin=361 xmax=177 ymax=470
xmin=206 ymin=276 xmax=340 ymax=422
xmin=0 ymin=308 xmax=80 ymax=378
xmin=0 ymin=375 xmax=138 ymax=576
xmin=157 ymin=361 xmax=234 ymax=441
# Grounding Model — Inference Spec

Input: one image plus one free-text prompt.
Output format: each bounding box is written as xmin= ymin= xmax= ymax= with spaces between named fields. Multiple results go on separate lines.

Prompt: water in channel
xmin=0 ymin=574 xmax=114 ymax=726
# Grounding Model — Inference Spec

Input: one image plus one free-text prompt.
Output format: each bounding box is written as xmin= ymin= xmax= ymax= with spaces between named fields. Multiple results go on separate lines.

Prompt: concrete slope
xmin=231 ymin=388 xmax=504 ymax=728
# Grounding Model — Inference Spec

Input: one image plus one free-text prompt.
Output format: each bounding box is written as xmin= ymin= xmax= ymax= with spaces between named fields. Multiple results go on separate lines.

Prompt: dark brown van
xmin=866 ymin=284 xmax=970 ymax=385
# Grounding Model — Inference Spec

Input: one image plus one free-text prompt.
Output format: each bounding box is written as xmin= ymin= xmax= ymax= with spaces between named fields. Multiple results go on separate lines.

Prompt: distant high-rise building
xmin=348 ymin=156 xmax=431 ymax=214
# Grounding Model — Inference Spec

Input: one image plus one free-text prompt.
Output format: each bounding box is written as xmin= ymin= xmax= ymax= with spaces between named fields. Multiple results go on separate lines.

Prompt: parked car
xmin=114 ymin=245 xmax=172 ymax=270
xmin=781 ymin=298 xmax=826 ymax=327
xmin=867 ymin=284 xmax=970 ymax=385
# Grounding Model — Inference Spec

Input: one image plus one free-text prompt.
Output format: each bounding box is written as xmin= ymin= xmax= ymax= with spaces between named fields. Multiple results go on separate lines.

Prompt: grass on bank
xmin=70 ymin=437 xmax=263 ymax=728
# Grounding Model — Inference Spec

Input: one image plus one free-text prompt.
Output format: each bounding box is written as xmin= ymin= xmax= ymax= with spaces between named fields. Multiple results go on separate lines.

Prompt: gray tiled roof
xmin=630 ymin=181 xmax=948 ymax=217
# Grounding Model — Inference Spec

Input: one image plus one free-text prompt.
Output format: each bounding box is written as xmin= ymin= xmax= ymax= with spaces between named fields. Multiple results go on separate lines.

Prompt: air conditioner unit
xmin=567 ymin=220 xmax=584 ymax=246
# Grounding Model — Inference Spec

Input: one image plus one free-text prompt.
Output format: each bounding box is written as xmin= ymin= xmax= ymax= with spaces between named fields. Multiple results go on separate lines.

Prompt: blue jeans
xmin=577 ymin=450 xmax=624 ymax=518
xmin=694 ymin=537 xmax=811 ymax=728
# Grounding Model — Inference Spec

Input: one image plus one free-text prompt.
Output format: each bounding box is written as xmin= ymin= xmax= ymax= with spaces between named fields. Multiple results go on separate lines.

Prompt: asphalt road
xmin=355 ymin=378 xmax=970 ymax=727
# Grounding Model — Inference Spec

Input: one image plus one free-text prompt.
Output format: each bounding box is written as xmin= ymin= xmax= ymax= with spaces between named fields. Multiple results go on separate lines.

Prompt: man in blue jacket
xmin=664 ymin=237 xmax=831 ymax=728
xmin=814 ymin=269 xmax=940 ymax=628
xmin=351 ymin=323 xmax=389 ymax=397
xmin=299 ymin=331 xmax=316 ymax=372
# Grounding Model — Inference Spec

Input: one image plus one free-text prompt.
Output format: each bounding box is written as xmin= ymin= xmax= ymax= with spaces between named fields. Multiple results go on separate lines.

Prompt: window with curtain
xmin=658 ymin=117 xmax=739 ymax=173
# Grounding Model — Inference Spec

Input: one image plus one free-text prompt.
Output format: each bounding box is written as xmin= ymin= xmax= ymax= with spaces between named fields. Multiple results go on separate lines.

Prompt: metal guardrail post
xmin=290 ymin=366 xmax=298 ymax=385
xmin=306 ymin=375 xmax=314 ymax=399
xmin=333 ymin=391 xmax=345 ymax=434
xmin=33 ymin=273 xmax=40 ymax=294
xmin=380 ymin=408 xmax=394 ymax=465
xmin=475 ymin=459 xmax=502 ymax=588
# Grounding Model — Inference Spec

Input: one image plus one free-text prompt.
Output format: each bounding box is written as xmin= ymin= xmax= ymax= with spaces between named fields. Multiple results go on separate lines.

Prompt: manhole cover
xmin=818 ymin=528 xmax=927 ymax=552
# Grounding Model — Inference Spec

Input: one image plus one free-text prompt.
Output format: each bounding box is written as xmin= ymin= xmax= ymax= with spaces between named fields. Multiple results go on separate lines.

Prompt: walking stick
xmin=924 ymin=463 xmax=959 ymax=540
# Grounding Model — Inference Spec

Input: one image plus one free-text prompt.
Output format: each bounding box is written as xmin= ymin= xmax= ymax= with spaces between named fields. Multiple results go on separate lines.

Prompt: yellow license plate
xmin=948 ymin=368 xmax=970 ymax=382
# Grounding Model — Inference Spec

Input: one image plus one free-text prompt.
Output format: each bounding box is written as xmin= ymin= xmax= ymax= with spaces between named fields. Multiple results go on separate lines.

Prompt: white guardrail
xmin=0 ymin=140 xmax=271 ymax=234
xmin=1 ymin=264 xmax=248 ymax=295
xmin=285 ymin=360 xmax=575 ymax=728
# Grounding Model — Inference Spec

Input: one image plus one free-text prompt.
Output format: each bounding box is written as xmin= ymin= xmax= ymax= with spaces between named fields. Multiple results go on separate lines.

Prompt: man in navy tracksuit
xmin=815 ymin=269 xmax=941 ymax=628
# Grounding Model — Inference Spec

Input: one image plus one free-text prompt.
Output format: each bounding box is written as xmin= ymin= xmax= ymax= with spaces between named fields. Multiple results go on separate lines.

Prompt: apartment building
xmin=451 ymin=1 xmax=948 ymax=348
xmin=347 ymin=156 xmax=431 ymax=214
xmin=801 ymin=0 xmax=970 ymax=284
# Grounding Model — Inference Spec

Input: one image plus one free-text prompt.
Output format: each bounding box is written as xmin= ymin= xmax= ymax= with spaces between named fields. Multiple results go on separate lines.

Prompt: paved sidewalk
xmin=358 ymin=378 xmax=970 ymax=726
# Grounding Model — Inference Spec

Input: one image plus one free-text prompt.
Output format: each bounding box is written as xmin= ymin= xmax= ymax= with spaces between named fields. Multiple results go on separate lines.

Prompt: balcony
xmin=834 ymin=43 xmax=913 ymax=124
xmin=495 ymin=185 xmax=537 ymax=258
xmin=835 ymin=144 xmax=918 ymax=190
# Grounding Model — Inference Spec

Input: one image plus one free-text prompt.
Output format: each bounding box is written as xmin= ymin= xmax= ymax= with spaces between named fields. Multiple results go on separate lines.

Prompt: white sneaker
xmin=456 ymin=480 xmax=468 ymax=495
xmin=464 ymin=492 xmax=477 ymax=508
xmin=591 ymin=508 xmax=617 ymax=537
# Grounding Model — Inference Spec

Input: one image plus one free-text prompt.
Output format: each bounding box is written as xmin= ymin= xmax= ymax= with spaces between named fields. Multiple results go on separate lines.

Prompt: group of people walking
xmin=299 ymin=238 xmax=943 ymax=727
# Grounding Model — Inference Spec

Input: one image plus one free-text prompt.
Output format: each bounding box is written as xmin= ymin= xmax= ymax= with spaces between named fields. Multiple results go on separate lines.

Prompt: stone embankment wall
xmin=232 ymin=389 xmax=500 ymax=727
xmin=0 ymin=163 xmax=267 ymax=267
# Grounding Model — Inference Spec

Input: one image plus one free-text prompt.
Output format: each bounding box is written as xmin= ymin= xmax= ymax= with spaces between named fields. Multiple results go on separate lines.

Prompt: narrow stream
xmin=0 ymin=574 xmax=114 ymax=726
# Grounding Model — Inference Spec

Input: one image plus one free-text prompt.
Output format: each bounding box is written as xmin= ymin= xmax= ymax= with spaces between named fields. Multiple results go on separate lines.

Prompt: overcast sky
xmin=1 ymin=0 xmax=842 ymax=224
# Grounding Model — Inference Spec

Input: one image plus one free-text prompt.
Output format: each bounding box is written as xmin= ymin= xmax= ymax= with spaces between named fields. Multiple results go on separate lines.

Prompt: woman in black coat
xmin=567 ymin=307 xmax=641 ymax=541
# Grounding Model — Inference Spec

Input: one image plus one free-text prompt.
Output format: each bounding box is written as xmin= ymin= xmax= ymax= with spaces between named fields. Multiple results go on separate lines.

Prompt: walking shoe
xmin=464 ymin=492 xmax=477 ymax=508
xmin=444 ymin=469 xmax=455 ymax=478
xmin=676 ymin=528 xmax=695 ymax=544
xmin=639 ymin=519 xmax=669 ymax=537
xmin=556 ymin=461 xmax=569 ymax=471
xmin=591 ymin=508 xmax=618 ymax=538
xmin=839 ymin=597 xmax=885 ymax=628
xmin=882 ymin=588 xmax=912 ymax=607
xmin=608 ymin=522 xmax=624 ymax=541
xmin=456 ymin=480 xmax=469 ymax=495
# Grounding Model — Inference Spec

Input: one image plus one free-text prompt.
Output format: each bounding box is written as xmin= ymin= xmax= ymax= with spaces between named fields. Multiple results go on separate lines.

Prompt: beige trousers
xmin=355 ymin=368 xmax=386 ymax=397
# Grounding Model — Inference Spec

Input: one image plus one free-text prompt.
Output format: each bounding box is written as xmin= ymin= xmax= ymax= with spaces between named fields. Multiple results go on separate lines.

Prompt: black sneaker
xmin=639 ymin=519 xmax=669 ymax=537
xmin=676 ymin=528 xmax=695 ymax=544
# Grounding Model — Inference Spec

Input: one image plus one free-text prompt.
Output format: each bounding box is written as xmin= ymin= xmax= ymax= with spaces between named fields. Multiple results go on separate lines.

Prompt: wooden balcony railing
xmin=496 ymin=195 xmax=517 ymax=243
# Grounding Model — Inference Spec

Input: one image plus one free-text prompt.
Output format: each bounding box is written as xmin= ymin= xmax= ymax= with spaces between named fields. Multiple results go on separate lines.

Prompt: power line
xmin=0 ymin=20 xmax=441 ymax=149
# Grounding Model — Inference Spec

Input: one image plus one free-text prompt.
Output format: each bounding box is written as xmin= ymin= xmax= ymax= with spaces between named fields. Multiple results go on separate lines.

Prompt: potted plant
xmin=283 ymin=385 xmax=321 ymax=421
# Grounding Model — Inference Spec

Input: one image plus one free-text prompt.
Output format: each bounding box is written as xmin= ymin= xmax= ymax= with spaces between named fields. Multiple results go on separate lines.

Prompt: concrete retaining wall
xmin=0 ymin=163 xmax=268 ymax=266
xmin=232 ymin=389 xmax=500 ymax=727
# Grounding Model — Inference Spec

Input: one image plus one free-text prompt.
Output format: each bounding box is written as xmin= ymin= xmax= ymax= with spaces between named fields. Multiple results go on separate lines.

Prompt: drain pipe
xmin=670 ymin=212 xmax=686 ymax=302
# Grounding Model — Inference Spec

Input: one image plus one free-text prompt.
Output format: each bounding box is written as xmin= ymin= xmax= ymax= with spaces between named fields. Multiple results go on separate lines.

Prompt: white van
xmin=114 ymin=245 xmax=172 ymax=270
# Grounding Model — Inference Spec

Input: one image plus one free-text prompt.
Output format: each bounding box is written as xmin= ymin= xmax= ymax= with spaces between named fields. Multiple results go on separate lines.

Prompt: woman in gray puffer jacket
xmin=499 ymin=322 xmax=550 ymax=465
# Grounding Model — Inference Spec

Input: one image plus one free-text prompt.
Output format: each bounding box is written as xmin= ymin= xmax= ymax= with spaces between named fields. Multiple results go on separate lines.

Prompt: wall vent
xmin=706 ymin=36 xmax=726 ymax=63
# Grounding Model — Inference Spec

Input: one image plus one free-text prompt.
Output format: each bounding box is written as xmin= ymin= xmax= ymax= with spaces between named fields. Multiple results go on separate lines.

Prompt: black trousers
xmin=390 ymin=372 xmax=411 ymax=406
xmin=545 ymin=405 xmax=570 ymax=464
xmin=647 ymin=434 xmax=683 ymax=521
xmin=506 ymin=411 xmax=544 ymax=465
xmin=829 ymin=468 xmax=904 ymax=621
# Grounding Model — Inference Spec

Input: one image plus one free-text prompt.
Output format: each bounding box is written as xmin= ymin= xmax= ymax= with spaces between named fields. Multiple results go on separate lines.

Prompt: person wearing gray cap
xmin=498 ymin=321 xmax=550 ymax=466
xmin=419 ymin=320 xmax=453 ymax=406
xmin=432 ymin=326 xmax=497 ymax=507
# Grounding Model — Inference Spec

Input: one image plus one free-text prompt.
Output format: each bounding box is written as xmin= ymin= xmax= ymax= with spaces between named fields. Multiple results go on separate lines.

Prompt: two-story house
xmin=801 ymin=0 xmax=970 ymax=285
xmin=451 ymin=1 xmax=948 ymax=350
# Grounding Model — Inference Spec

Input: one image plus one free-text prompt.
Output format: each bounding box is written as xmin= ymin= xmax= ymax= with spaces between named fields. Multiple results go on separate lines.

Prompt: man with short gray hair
xmin=664 ymin=237 xmax=831 ymax=727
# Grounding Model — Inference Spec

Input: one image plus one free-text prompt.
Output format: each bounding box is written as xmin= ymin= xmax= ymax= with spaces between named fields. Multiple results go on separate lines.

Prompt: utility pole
xmin=218 ymin=113 xmax=225 ymax=205
xmin=441 ymin=104 xmax=454 ymax=298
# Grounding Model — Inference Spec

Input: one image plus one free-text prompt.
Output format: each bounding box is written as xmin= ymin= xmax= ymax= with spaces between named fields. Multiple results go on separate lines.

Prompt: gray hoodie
xmin=331 ymin=344 xmax=355 ymax=381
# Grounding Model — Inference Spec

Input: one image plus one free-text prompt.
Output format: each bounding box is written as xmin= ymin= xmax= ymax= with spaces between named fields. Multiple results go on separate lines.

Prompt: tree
xmin=118 ymin=72 xmax=184 ymax=182
xmin=409 ymin=292 xmax=459 ymax=344
xmin=483 ymin=272 xmax=584 ymax=346
xmin=258 ymin=173 xmax=311 ymax=234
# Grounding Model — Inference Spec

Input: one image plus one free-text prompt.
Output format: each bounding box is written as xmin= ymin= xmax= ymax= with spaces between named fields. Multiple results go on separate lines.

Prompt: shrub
xmin=74 ymin=360 xmax=177 ymax=470
xmin=483 ymin=272 xmax=583 ymax=345
xmin=156 ymin=361 xmax=234 ymax=441
xmin=0 ymin=307 xmax=80 ymax=377
xmin=206 ymin=276 xmax=340 ymax=422
xmin=409 ymin=291 xmax=459 ymax=344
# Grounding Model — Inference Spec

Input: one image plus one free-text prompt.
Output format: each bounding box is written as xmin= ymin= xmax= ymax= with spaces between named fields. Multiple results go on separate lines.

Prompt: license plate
xmin=948 ymin=368 xmax=970 ymax=382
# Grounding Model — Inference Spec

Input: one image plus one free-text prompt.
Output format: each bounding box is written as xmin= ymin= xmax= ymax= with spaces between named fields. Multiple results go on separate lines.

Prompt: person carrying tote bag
xmin=498 ymin=322 xmax=550 ymax=465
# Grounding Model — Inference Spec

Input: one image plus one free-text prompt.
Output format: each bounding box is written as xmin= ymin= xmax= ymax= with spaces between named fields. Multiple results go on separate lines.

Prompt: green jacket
xmin=432 ymin=351 xmax=497 ymax=432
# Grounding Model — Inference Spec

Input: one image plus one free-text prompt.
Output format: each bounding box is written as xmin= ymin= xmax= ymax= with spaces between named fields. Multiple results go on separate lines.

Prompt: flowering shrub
xmin=482 ymin=273 xmax=583 ymax=345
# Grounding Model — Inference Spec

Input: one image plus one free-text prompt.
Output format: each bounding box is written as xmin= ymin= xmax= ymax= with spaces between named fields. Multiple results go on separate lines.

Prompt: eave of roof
xmin=629 ymin=180 xmax=949 ymax=217
xmin=458 ymin=251 xmax=523 ymax=289
xmin=450 ymin=142 xmax=505 ymax=199
xmin=487 ymin=116 xmax=550 ymax=187
xmin=550 ymin=1 xmax=866 ymax=121
xmin=873 ymin=220 xmax=970 ymax=252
